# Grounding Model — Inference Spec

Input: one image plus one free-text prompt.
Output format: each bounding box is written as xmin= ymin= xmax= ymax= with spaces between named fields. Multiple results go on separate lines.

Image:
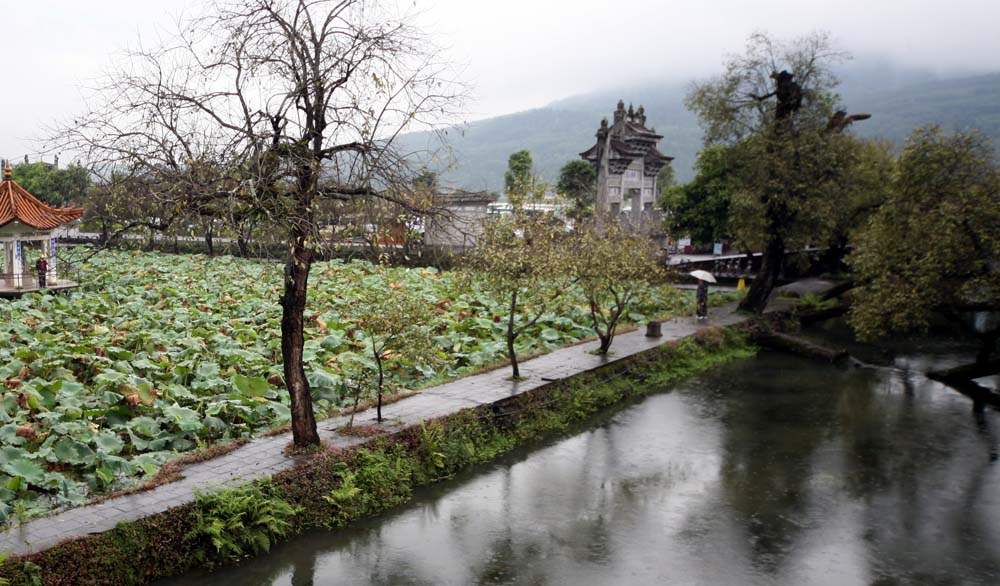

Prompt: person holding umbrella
xmin=689 ymin=270 xmax=716 ymax=321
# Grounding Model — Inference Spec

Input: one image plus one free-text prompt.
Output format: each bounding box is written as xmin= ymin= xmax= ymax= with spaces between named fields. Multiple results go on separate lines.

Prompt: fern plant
xmin=187 ymin=481 xmax=300 ymax=563
xmin=795 ymin=292 xmax=838 ymax=311
xmin=419 ymin=421 xmax=447 ymax=476
xmin=321 ymin=463 xmax=363 ymax=527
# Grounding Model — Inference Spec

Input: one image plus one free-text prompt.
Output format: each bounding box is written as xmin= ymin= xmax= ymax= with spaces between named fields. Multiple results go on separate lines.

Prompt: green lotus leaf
xmin=162 ymin=404 xmax=203 ymax=433
xmin=94 ymin=431 xmax=125 ymax=455
xmin=52 ymin=438 xmax=97 ymax=467
xmin=127 ymin=416 xmax=161 ymax=438
xmin=231 ymin=374 xmax=271 ymax=398
xmin=3 ymin=458 xmax=45 ymax=485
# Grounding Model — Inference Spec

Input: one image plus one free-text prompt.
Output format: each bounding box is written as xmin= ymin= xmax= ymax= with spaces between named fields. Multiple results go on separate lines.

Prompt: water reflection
xmin=163 ymin=348 xmax=1000 ymax=586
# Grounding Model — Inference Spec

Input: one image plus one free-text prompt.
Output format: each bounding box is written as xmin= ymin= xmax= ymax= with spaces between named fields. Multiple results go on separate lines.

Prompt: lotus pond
xmin=0 ymin=249 xmax=704 ymax=522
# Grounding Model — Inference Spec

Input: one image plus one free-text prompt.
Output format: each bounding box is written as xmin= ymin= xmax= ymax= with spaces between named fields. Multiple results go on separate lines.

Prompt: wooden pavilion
xmin=0 ymin=161 xmax=84 ymax=296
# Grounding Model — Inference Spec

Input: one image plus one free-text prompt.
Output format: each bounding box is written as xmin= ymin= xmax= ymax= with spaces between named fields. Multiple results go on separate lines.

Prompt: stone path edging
xmin=1 ymin=306 xmax=747 ymax=556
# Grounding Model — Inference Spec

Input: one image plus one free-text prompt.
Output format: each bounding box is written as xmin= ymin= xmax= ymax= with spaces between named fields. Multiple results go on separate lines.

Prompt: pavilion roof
xmin=0 ymin=162 xmax=84 ymax=230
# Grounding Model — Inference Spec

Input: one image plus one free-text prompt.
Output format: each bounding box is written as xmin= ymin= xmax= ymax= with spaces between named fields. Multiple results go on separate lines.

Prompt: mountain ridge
xmin=400 ymin=69 xmax=1000 ymax=191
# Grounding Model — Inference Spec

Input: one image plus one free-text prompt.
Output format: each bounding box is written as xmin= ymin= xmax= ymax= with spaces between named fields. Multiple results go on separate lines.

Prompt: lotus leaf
xmin=3 ymin=459 xmax=45 ymax=485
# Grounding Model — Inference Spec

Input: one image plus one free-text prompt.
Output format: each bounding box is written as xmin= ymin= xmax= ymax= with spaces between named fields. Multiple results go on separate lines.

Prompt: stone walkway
xmin=1 ymin=307 xmax=746 ymax=556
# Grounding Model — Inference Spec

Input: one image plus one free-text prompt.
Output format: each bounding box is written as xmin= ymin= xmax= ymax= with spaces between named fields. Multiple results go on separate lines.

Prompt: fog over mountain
xmin=402 ymin=62 xmax=1000 ymax=192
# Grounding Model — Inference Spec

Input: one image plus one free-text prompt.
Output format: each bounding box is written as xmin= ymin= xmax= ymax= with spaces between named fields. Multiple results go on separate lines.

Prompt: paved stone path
xmin=1 ymin=307 xmax=746 ymax=556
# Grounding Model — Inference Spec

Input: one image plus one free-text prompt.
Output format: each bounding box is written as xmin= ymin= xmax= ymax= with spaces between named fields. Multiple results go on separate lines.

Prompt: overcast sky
xmin=1 ymin=0 xmax=998 ymax=162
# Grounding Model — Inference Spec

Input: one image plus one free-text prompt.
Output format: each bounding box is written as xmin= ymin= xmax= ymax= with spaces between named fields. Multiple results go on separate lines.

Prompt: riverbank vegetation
xmin=0 ymin=249 xmax=734 ymax=522
xmin=0 ymin=325 xmax=753 ymax=585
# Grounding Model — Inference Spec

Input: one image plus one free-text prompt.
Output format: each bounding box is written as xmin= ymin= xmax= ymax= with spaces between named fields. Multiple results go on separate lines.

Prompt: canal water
xmin=167 ymin=331 xmax=1000 ymax=585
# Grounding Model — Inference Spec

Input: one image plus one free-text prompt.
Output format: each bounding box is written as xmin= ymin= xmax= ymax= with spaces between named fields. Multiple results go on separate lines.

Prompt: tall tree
xmin=12 ymin=161 xmax=91 ymax=206
xmin=59 ymin=0 xmax=462 ymax=446
xmin=849 ymin=126 xmax=1000 ymax=367
xmin=504 ymin=150 xmax=542 ymax=210
xmin=687 ymin=32 xmax=867 ymax=312
xmin=659 ymin=145 xmax=738 ymax=244
xmin=656 ymin=163 xmax=675 ymax=197
xmin=556 ymin=159 xmax=596 ymax=219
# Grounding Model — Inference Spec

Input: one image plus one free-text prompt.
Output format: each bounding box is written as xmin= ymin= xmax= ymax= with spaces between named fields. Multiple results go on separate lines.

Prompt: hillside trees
xmin=58 ymin=0 xmax=463 ymax=446
xmin=687 ymin=32 xmax=871 ymax=313
xmin=849 ymin=127 xmax=1000 ymax=368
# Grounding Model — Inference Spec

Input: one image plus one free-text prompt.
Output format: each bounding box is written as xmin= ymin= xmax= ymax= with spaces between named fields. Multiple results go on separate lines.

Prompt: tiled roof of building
xmin=624 ymin=121 xmax=663 ymax=140
xmin=579 ymin=102 xmax=673 ymax=176
xmin=579 ymin=143 xmax=601 ymax=161
xmin=0 ymin=162 xmax=84 ymax=230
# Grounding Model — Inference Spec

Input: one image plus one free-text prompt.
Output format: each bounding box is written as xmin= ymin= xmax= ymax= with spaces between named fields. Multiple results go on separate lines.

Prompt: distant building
xmin=579 ymin=101 xmax=673 ymax=227
xmin=423 ymin=191 xmax=497 ymax=251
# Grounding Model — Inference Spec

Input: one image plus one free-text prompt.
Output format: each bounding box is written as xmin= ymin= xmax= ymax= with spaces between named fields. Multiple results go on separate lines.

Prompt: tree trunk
xmin=977 ymin=329 xmax=1000 ymax=365
xmin=347 ymin=389 xmax=360 ymax=429
xmin=507 ymin=290 xmax=520 ymax=379
xmin=205 ymin=225 xmax=215 ymax=257
xmin=281 ymin=226 xmax=320 ymax=446
xmin=375 ymin=352 xmax=384 ymax=423
xmin=597 ymin=311 xmax=621 ymax=354
xmin=928 ymin=358 xmax=1000 ymax=382
xmin=237 ymin=235 xmax=249 ymax=258
xmin=755 ymin=331 xmax=851 ymax=366
xmin=740 ymin=236 xmax=785 ymax=314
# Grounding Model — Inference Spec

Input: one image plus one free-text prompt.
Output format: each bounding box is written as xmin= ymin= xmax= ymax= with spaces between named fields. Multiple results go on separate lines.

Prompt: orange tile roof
xmin=0 ymin=162 xmax=84 ymax=230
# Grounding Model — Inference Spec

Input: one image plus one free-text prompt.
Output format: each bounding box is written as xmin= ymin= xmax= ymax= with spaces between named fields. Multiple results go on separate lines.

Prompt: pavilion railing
xmin=0 ymin=271 xmax=70 ymax=290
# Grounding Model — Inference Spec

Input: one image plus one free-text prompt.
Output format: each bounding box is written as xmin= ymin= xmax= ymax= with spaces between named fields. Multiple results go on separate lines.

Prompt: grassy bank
xmin=0 ymin=325 xmax=754 ymax=586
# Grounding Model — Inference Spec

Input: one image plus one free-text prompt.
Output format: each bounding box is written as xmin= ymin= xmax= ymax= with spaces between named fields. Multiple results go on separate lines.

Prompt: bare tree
xmin=57 ymin=0 xmax=463 ymax=446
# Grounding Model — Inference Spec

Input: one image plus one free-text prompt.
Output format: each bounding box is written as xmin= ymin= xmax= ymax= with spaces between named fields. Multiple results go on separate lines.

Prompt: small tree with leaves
xmin=571 ymin=222 xmax=663 ymax=354
xmin=345 ymin=270 xmax=439 ymax=424
xmin=556 ymin=159 xmax=596 ymax=220
xmin=466 ymin=213 xmax=569 ymax=379
xmin=504 ymin=150 xmax=546 ymax=210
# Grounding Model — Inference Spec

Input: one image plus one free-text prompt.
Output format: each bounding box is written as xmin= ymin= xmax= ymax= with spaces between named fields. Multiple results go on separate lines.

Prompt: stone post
xmin=48 ymin=236 xmax=57 ymax=284
xmin=12 ymin=240 xmax=22 ymax=289
xmin=630 ymin=188 xmax=642 ymax=225
xmin=1 ymin=241 xmax=8 ymax=287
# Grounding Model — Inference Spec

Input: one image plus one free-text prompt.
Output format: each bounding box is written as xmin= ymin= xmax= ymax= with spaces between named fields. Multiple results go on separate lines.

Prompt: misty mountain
xmin=401 ymin=67 xmax=1000 ymax=192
